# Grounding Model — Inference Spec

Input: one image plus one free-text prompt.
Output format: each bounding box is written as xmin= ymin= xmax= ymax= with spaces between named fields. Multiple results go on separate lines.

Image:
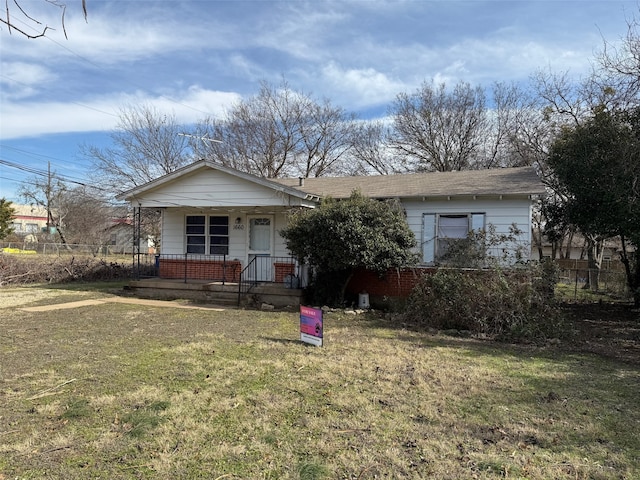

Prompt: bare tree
xmin=54 ymin=187 xmax=114 ymax=247
xmin=296 ymin=97 xmax=357 ymax=178
xmin=480 ymin=82 xmax=548 ymax=169
xmin=193 ymin=80 xmax=357 ymax=178
xmin=81 ymin=104 xmax=192 ymax=195
xmin=1 ymin=0 xmax=87 ymax=39
xmin=347 ymin=120 xmax=404 ymax=175
xmin=388 ymin=80 xmax=487 ymax=172
xmin=597 ymin=10 xmax=640 ymax=108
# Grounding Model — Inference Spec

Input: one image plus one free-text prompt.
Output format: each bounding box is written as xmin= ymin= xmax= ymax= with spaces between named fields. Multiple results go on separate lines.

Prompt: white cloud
xmin=0 ymin=87 xmax=241 ymax=140
xmin=320 ymin=62 xmax=407 ymax=108
xmin=0 ymin=62 xmax=57 ymax=100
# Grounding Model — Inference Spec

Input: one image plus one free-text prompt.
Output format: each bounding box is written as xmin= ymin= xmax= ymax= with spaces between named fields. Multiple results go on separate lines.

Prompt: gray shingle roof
xmin=272 ymin=166 xmax=545 ymax=199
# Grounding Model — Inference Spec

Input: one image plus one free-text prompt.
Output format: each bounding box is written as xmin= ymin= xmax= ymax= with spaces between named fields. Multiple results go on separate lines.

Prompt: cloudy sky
xmin=0 ymin=0 xmax=637 ymax=202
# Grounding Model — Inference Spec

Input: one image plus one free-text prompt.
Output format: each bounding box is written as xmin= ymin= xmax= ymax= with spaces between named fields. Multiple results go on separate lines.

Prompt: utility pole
xmin=46 ymin=161 xmax=51 ymax=232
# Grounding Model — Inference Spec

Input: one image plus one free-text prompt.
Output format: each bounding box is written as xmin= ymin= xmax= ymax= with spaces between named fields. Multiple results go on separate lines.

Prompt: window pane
xmin=186 ymin=215 xmax=205 ymax=225
xmin=186 ymin=225 xmax=205 ymax=234
xmin=422 ymin=214 xmax=436 ymax=263
xmin=187 ymin=236 xmax=205 ymax=245
xmin=210 ymin=245 xmax=229 ymax=255
xmin=210 ymin=225 xmax=228 ymax=235
xmin=471 ymin=213 xmax=485 ymax=232
xmin=209 ymin=216 xmax=227 ymax=225
xmin=187 ymin=245 xmax=205 ymax=254
xmin=438 ymin=215 xmax=468 ymax=239
xmin=250 ymin=218 xmax=271 ymax=250
xmin=210 ymin=237 xmax=228 ymax=245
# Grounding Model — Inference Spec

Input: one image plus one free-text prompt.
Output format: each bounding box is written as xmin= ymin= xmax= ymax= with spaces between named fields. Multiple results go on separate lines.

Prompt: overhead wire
xmin=0 ymin=144 xmax=93 ymax=182
xmin=2 ymin=9 xmax=222 ymax=192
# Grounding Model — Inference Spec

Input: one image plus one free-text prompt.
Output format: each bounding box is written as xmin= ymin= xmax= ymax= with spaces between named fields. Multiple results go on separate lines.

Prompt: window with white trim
xmin=186 ymin=215 xmax=229 ymax=255
xmin=422 ymin=213 xmax=485 ymax=263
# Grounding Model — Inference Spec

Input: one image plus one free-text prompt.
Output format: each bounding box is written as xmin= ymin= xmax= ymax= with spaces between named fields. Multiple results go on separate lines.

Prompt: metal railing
xmin=237 ymin=256 xmax=299 ymax=305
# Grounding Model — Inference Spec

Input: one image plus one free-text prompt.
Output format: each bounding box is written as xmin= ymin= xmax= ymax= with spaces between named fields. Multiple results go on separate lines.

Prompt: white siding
xmin=161 ymin=207 xmax=294 ymax=262
xmin=163 ymin=199 xmax=533 ymax=263
xmin=134 ymin=169 xmax=303 ymax=208
xmin=402 ymin=198 xmax=533 ymax=264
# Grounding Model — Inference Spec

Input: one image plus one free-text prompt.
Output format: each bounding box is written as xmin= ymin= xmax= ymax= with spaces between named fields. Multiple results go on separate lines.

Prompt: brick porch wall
xmin=159 ymin=259 xmax=242 ymax=282
xmin=274 ymin=262 xmax=296 ymax=283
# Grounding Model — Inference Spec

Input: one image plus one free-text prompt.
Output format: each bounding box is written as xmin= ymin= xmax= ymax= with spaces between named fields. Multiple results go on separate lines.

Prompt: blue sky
xmin=0 ymin=0 xmax=637 ymax=202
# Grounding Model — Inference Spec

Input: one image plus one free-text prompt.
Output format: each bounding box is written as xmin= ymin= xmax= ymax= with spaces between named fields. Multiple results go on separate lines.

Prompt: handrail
xmin=237 ymin=256 xmax=259 ymax=305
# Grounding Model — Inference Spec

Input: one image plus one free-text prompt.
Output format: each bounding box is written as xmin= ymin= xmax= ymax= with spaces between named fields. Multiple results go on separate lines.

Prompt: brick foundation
xmin=346 ymin=267 xmax=437 ymax=299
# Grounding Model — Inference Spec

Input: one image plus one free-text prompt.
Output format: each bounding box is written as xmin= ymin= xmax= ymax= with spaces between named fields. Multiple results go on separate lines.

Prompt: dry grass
xmin=0 ymin=284 xmax=638 ymax=479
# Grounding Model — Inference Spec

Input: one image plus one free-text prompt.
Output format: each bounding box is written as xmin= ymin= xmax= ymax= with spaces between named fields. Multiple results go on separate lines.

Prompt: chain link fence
xmin=556 ymin=259 xmax=631 ymax=301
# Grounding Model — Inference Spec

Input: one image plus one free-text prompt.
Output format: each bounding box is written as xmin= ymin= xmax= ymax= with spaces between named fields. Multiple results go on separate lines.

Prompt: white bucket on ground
xmin=358 ymin=292 xmax=370 ymax=309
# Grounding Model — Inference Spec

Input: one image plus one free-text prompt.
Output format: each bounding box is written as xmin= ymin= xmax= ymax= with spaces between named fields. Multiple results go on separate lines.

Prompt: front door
xmin=247 ymin=216 xmax=273 ymax=281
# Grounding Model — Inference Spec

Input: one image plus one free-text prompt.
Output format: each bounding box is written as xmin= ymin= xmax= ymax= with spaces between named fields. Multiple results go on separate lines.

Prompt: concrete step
xmin=127 ymin=278 xmax=302 ymax=308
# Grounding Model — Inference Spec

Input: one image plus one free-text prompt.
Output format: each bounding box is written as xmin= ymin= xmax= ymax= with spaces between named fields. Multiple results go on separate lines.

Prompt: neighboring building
xmin=105 ymin=219 xmax=156 ymax=254
xmin=117 ymin=160 xmax=545 ymax=285
xmin=533 ymin=232 xmax=621 ymax=262
xmin=9 ymin=204 xmax=48 ymax=236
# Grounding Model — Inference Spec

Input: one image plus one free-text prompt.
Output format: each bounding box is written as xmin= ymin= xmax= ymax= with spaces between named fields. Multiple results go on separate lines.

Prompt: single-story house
xmin=117 ymin=160 xmax=545 ymax=296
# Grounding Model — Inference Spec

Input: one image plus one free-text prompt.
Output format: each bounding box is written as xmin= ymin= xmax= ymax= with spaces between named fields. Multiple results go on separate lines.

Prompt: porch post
xmin=184 ymin=252 xmax=188 ymax=283
xmin=133 ymin=205 xmax=142 ymax=280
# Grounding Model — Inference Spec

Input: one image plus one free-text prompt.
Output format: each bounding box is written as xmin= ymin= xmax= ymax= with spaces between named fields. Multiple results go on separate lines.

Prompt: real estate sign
xmin=300 ymin=305 xmax=323 ymax=346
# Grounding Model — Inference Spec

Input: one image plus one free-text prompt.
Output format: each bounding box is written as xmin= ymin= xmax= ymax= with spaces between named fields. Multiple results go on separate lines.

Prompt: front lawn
xmin=1 ymin=285 xmax=638 ymax=479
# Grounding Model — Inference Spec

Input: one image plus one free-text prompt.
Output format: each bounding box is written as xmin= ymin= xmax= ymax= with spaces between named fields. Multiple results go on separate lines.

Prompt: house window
xmin=209 ymin=216 xmax=229 ymax=255
xmin=110 ymin=233 xmax=117 ymax=246
xmin=186 ymin=215 xmax=229 ymax=255
xmin=25 ymin=223 xmax=38 ymax=233
xmin=422 ymin=213 xmax=485 ymax=263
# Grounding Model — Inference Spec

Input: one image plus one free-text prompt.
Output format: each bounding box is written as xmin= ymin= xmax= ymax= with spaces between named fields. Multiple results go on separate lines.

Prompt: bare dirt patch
xmin=0 ymin=286 xmax=97 ymax=309
xmin=562 ymin=303 xmax=640 ymax=366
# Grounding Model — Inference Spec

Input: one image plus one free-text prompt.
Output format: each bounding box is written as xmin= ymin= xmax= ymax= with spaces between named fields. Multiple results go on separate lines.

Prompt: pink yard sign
xmin=300 ymin=305 xmax=323 ymax=346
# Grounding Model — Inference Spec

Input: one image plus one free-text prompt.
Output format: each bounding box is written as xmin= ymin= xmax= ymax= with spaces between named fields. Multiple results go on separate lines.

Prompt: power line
xmin=0 ymin=144 xmax=92 ymax=178
xmin=0 ymin=158 xmax=88 ymax=187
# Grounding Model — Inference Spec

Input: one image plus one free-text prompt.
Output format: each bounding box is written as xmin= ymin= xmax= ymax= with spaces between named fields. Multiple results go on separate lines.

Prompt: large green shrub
xmin=281 ymin=191 xmax=418 ymax=306
xmin=403 ymin=263 xmax=562 ymax=341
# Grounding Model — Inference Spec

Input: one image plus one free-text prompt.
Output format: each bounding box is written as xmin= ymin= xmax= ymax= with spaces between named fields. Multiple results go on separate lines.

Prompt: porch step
xmin=127 ymin=278 xmax=303 ymax=308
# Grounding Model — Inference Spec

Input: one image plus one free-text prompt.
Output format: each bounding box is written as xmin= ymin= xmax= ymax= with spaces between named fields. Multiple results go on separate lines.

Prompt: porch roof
xmin=116 ymin=160 xmax=321 ymax=207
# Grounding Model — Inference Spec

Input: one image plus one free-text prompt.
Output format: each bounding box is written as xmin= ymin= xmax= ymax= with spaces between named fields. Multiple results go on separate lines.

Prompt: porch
xmin=130 ymin=254 xmax=305 ymax=308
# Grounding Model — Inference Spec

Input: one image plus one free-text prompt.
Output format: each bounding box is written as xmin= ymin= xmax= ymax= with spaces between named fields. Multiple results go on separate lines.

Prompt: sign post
xmin=300 ymin=305 xmax=323 ymax=346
